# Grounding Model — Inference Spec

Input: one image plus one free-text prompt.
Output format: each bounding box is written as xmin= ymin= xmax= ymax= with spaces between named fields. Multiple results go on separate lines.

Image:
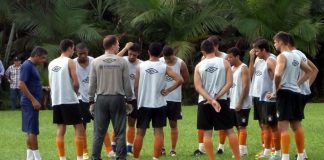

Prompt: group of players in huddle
xmin=19 ymin=31 xmax=317 ymax=160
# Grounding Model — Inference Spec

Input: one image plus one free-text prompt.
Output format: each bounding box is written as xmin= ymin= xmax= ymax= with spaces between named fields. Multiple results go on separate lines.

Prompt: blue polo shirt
xmin=20 ymin=60 xmax=42 ymax=105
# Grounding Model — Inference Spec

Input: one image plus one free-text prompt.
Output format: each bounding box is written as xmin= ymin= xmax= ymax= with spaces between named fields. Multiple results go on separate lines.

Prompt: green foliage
xmin=111 ymin=0 xmax=229 ymax=60
xmin=230 ymin=0 xmax=322 ymax=55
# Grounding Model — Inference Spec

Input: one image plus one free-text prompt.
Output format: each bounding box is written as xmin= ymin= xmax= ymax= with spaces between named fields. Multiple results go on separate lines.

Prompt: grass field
xmin=0 ymin=103 xmax=323 ymax=160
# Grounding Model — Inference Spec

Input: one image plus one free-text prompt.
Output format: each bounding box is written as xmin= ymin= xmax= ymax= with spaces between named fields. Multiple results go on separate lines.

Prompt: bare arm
xmin=134 ymin=65 xmax=140 ymax=98
xmin=248 ymin=49 xmax=256 ymax=79
xmin=19 ymin=81 xmax=41 ymax=110
xmin=274 ymin=54 xmax=286 ymax=93
xmin=68 ymin=59 xmax=79 ymax=94
xmin=306 ymin=59 xmax=318 ymax=85
xmin=236 ymin=66 xmax=249 ymax=110
xmin=297 ymin=61 xmax=312 ymax=86
xmin=215 ymin=60 xmax=233 ymax=99
xmin=180 ymin=61 xmax=190 ymax=85
xmin=117 ymin=42 xmax=133 ymax=57
xmin=162 ymin=66 xmax=184 ymax=95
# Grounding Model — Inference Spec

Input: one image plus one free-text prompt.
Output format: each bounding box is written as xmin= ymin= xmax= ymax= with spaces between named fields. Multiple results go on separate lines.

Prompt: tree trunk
xmin=4 ymin=22 xmax=15 ymax=68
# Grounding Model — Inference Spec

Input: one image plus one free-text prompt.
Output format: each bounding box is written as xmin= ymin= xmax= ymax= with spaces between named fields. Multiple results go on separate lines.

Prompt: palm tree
xmin=11 ymin=0 xmax=102 ymax=60
xmin=229 ymin=0 xmax=322 ymax=55
xmin=109 ymin=0 xmax=230 ymax=61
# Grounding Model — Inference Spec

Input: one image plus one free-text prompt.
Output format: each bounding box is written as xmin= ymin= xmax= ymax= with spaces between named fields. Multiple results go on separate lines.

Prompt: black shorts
xmin=53 ymin=103 xmax=83 ymax=125
xmin=300 ymin=94 xmax=311 ymax=109
xmin=232 ymin=108 xmax=250 ymax=127
xmin=260 ymin=102 xmax=278 ymax=126
xmin=166 ymin=101 xmax=182 ymax=120
xmin=136 ymin=106 xmax=167 ymax=129
xmin=128 ymin=99 xmax=138 ymax=119
xmin=197 ymin=99 xmax=234 ymax=131
xmin=276 ymin=89 xmax=304 ymax=121
xmin=253 ymin=97 xmax=263 ymax=120
xmin=79 ymin=100 xmax=92 ymax=123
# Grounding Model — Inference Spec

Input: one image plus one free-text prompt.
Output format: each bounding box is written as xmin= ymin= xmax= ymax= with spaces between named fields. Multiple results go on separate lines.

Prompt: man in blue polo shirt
xmin=19 ymin=47 xmax=47 ymax=160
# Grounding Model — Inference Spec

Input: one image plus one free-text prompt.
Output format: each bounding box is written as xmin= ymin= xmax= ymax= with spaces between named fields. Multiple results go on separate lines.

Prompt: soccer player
xmin=88 ymin=35 xmax=132 ymax=160
xmin=116 ymin=42 xmax=143 ymax=154
xmin=252 ymin=39 xmax=281 ymax=159
xmin=194 ymin=40 xmax=240 ymax=160
xmin=132 ymin=42 xmax=183 ymax=160
xmin=48 ymin=39 xmax=85 ymax=160
xmin=160 ymin=46 xmax=189 ymax=156
xmin=19 ymin=47 xmax=47 ymax=160
xmin=248 ymin=40 xmax=267 ymax=154
xmin=194 ymin=35 xmax=228 ymax=156
xmin=226 ymin=47 xmax=251 ymax=157
xmin=291 ymin=47 xmax=318 ymax=160
xmin=272 ymin=31 xmax=312 ymax=160
xmin=73 ymin=42 xmax=94 ymax=160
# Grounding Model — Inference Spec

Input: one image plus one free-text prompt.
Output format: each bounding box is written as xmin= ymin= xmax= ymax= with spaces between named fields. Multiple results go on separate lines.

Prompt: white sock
xmin=239 ymin=145 xmax=247 ymax=154
xmin=27 ymin=149 xmax=34 ymax=160
xmin=32 ymin=150 xmax=42 ymax=160
xmin=297 ymin=153 xmax=304 ymax=160
xmin=263 ymin=148 xmax=271 ymax=156
xmin=127 ymin=142 xmax=133 ymax=146
xmin=198 ymin=143 xmax=205 ymax=152
xmin=274 ymin=150 xmax=281 ymax=156
xmin=282 ymin=154 xmax=289 ymax=160
xmin=59 ymin=157 xmax=66 ymax=160
xmin=304 ymin=149 xmax=308 ymax=158
xmin=152 ymin=157 xmax=159 ymax=160
xmin=218 ymin=144 xmax=224 ymax=150
xmin=77 ymin=156 xmax=83 ymax=160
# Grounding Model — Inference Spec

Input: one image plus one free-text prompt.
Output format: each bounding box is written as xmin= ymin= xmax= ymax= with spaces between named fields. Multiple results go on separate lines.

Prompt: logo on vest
xmin=292 ymin=60 xmax=299 ymax=66
xmin=129 ymin=74 xmax=135 ymax=80
xmin=82 ymin=76 xmax=89 ymax=83
xmin=51 ymin=66 xmax=62 ymax=72
xmin=145 ymin=68 xmax=158 ymax=74
xmin=205 ymin=67 xmax=218 ymax=73
xmin=231 ymin=83 xmax=236 ymax=88
xmin=103 ymin=58 xmax=116 ymax=63
xmin=255 ymin=70 xmax=262 ymax=76
xmin=165 ymin=75 xmax=173 ymax=82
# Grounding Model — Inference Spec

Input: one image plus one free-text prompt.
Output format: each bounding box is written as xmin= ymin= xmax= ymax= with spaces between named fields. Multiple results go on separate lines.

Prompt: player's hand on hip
xmin=161 ymin=88 xmax=170 ymax=96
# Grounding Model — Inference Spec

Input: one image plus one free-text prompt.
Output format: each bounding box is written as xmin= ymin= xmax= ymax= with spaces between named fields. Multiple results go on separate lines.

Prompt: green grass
xmin=0 ymin=103 xmax=323 ymax=160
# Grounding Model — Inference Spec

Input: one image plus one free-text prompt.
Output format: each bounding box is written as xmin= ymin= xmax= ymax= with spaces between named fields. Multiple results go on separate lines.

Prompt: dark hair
xmin=148 ymin=42 xmax=162 ymax=57
xmin=227 ymin=47 xmax=244 ymax=60
xmin=201 ymin=40 xmax=214 ymax=54
xmin=31 ymin=46 xmax=48 ymax=57
xmin=59 ymin=39 xmax=74 ymax=52
xmin=273 ymin=31 xmax=294 ymax=46
xmin=129 ymin=43 xmax=140 ymax=53
xmin=103 ymin=35 xmax=117 ymax=49
xmin=253 ymin=38 xmax=270 ymax=52
xmin=76 ymin=42 xmax=88 ymax=51
xmin=207 ymin=35 xmax=220 ymax=47
xmin=162 ymin=46 xmax=174 ymax=57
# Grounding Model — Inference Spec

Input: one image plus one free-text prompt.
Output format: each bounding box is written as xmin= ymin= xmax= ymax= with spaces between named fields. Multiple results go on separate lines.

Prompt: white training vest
xmin=219 ymin=51 xmax=228 ymax=59
xmin=49 ymin=57 xmax=79 ymax=106
xmin=198 ymin=57 xmax=227 ymax=103
xmin=123 ymin=56 xmax=143 ymax=100
xmin=229 ymin=63 xmax=251 ymax=109
xmin=137 ymin=61 xmax=167 ymax=108
xmin=259 ymin=55 xmax=277 ymax=102
xmin=249 ymin=57 xmax=264 ymax=98
xmin=293 ymin=50 xmax=311 ymax=95
xmin=160 ymin=57 xmax=183 ymax=102
xmin=280 ymin=51 xmax=302 ymax=93
xmin=73 ymin=56 xmax=94 ymax=102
